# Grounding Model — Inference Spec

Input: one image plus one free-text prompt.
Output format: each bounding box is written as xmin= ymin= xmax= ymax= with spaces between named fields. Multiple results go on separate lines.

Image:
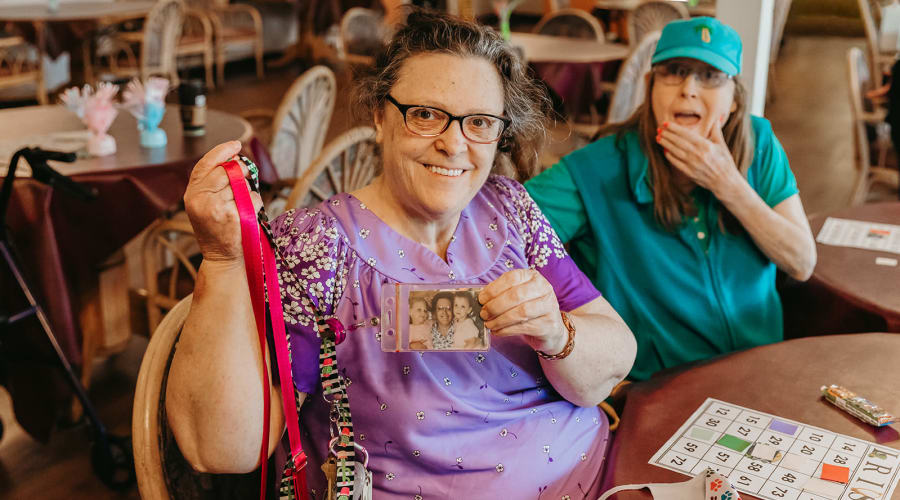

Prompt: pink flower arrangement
xmin=60 ymin=82 xmax=120 ymax=156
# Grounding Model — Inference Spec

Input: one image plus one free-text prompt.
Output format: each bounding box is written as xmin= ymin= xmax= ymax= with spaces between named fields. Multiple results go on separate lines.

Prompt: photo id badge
xmin=380 ymin=283 xmax=490 ymax=352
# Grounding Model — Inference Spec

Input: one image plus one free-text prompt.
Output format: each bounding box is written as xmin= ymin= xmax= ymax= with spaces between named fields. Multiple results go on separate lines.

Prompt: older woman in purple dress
xmin=167 ymin=9 xmax=636 ymax=499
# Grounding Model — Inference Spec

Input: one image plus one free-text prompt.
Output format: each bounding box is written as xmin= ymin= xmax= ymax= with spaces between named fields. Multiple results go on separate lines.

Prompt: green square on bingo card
xmin=716 ymin=434 xmax=751 ymax=452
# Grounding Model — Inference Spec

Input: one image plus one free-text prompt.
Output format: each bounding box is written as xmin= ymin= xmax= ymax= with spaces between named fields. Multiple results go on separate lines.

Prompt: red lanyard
xmin=222 ymin=159 xmax=308 ymax=500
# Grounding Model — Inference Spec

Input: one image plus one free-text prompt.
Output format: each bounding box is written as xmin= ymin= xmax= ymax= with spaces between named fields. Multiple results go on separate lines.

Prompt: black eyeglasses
xmin=652 ymin=60 xmax=733 ymax=89
xmin=386 ymin=95 xmax=511 ymax=144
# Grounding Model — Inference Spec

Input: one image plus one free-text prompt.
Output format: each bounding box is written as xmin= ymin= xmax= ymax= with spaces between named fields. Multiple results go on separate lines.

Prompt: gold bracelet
xmin=536 ymin=311 xmax=576 ymax=360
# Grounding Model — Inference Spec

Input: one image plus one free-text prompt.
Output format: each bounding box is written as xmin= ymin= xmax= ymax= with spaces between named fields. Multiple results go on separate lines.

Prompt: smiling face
xmin=435 ymin=297 xmax=453 ymax=328
xmin=453 ymin=295 xmax=472 ymax=322
xmin=373 ymin=53 xmax=505 ymax=221
xmin=650 ymin=58 xmax=737 ymax=136
xmin=410 ymin=298 xmax=428 ymax=325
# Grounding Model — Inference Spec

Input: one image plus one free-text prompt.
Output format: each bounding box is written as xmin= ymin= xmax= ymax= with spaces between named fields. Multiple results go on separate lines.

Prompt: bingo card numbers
xmin=649 ymin=398 xmax=900 ymax=500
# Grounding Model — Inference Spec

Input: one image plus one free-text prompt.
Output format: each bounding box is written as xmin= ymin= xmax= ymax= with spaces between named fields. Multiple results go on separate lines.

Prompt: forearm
xmin=540 ymin=305 xmax=636 ymax=407
xmin=718 ymin=181 xmax=816 ymax=281
xmin=165 ymin=259 xmax=285 ymax=474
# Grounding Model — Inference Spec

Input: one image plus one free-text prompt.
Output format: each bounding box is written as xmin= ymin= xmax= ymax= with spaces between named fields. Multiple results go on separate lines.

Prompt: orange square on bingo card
xmin=820 ymin=463 xmax=850 ymax=483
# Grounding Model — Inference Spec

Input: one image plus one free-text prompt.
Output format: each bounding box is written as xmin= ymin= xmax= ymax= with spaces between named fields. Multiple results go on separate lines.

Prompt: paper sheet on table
xmin=816 ymin=217 xmax=900 ymax=255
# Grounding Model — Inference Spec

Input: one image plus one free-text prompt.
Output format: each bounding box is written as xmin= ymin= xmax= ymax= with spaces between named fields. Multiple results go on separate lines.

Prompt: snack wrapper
xmin=821 ymin=384 xmax=898 ymax=427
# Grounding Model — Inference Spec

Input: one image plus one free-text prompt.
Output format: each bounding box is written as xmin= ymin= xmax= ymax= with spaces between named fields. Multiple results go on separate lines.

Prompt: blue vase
xmin=139 ymin=102 xmax=167 ymax=148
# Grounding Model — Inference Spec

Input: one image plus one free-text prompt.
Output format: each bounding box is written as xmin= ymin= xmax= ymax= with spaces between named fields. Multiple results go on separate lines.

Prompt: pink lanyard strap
xmin=221 ymin=160 xmax=307 ymax=500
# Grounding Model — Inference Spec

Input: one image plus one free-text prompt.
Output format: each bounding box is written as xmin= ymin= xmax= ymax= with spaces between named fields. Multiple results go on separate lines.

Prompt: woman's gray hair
xmin=352 ymin=8 xmax=551 ymax=180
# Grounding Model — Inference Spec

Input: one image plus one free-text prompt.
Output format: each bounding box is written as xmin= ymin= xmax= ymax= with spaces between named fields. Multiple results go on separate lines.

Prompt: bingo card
xmin=649 ymin=398 xmax=900 ymax=500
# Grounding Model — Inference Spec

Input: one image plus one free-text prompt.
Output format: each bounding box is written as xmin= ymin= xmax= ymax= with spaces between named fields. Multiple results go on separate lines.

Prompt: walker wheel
xmin=91 ymin=434 xmax=136 ymax=490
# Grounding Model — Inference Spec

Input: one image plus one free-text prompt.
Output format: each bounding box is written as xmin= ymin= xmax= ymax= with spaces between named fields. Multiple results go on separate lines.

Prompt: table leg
xmin=267 ymin=0 xmax=312 ymax=68
xmin=32 ymin=20 xmax=49 ymax=104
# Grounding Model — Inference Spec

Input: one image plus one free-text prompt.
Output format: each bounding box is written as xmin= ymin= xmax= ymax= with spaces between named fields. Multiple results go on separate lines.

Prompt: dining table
xmin=0 ymin=1 xmax=156 ymax=65
xmin=0 ymin=103 xmax=250 ymax=441
xmin=508 ymin=33 xmax=630 ymax=123
xmin=508 ymin=32 xmax=630 ymax=64
xmin=593 ymin=0 xmax=716 ymax=17
xmin=779 ymin=202 xmax=900 ymax=339
xmin=603 ymin=332 xmax=900 ymax=499
xmin=583 ymin=0 xmax=714 ymax=45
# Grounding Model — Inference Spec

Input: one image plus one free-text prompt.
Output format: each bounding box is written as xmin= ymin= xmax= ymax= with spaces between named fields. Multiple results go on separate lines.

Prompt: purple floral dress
xmin=270 ymin=176 xmax=608 ymax=499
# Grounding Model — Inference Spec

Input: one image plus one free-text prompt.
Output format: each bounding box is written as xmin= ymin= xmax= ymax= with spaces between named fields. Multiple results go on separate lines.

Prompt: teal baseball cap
xmin=651 ymin=17 xmax=742 ymax=76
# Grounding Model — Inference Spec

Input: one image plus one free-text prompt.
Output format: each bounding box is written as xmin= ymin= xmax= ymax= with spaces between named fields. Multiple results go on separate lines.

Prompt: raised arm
xmin=165 ymin=142 xmax=294 ymax=474
xmin=479 ymin=270 xmax=636 ymax=406
xmin=658 ymin=121 xmax=816 ymax=281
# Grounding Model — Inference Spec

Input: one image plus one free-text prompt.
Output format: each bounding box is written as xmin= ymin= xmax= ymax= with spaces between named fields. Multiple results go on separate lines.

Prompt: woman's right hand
xmin=183 ymin=141 xmax=264 ymax=262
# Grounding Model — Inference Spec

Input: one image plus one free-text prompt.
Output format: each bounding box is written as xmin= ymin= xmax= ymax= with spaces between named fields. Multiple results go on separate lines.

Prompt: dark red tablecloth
xmin=531 ymin=60 xmax=621 ymax=121
xmin=0 ymin=104 xmax=250 ymax=440
xmin=3 ymin=162 xmax=193 ymax=440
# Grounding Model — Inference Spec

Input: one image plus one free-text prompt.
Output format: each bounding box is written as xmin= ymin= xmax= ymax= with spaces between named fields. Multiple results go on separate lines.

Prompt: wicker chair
xmin=134 ymin=295 xmax=263 ymax=499
xmin=766 ymin=0 xmax=793 ymax=103
xmin=532 ymin=8 xmax=605 ymax=41
xmin=532 ymin=8 xmax=608 ymax=128
xmin=239 ymin=65 xmax=337 ymax=215
xmin=206 ymin=0 xmax=265 ymax=86
xmin=339 ymin=7 xmax=389 ymax=66
xmin=138 ymin=212 xmax=199 ymax=335
xmin=628 ymin=0 xmax=688 ymax=47
xmin=858 ymin=0 xmax=896 ymax=77
xmin=607 ymin=30 xmax=661 ymax=124
xmin=286 ymin=126 xmax=379 ymax=210
xmin=267 ymin=65 xmax=337 ymax=182
xmin=0 ymin=35 xmax=47 ymax=104
xmin=86 ymin=0 xmax=185 ymax=85
xmin=176 ymin=5 xmax=216 ymax=89
xmin=846 ymin=47 xmax=897 ymax=205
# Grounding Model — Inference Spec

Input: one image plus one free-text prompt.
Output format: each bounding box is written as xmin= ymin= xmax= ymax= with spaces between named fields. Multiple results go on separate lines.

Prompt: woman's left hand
xmin=656 ymin=120 xmax=743 ymax=198
xmin=478 ymin=269 xmax=567 ymax=355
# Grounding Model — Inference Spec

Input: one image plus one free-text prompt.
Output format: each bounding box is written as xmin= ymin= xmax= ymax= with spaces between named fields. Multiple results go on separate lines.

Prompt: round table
xmin=1 ymin=103 xmax=250 ymax=441
xmin=604 ymin=333 xmax=900 ymax=499
xmin=0 ymin=1 xmax=155 ymax=22
xmin=805 ymin=202 xmax=900 ymax=332
xmin=508 ymin=33 xmax=630 ymax=64
xmin=0 ymin=1 xmax=155 ymax=66
xmin=1 ymin=104 xmax=252 ymax=176
xmin=593 ymin=0 xmax=716 ymax=15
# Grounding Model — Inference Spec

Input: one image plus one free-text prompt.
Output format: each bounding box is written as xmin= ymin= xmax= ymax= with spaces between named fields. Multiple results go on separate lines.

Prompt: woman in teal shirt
xmin=525 ymin=17 xmax=816 ymax=380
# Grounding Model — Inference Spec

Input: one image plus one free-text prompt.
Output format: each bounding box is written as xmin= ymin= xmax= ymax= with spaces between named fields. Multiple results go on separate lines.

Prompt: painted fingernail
xmin=663 ymin=122 xmax=669 ymax=128
xmin=663 ymin=148 xmax=668 ymax=154
xmin=656 ymin=135 xmax=661 ymax=142
xmin=656 ymin=127 xmax=661 ymax=134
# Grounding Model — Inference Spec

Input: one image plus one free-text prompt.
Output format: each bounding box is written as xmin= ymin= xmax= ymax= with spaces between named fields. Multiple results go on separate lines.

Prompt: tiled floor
xmin=0 ymin=34 xmax=895 ymax=499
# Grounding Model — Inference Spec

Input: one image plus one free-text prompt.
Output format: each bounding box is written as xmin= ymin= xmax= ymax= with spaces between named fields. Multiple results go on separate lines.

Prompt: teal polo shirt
xmin=525 ymin=116 xmax=798 ymax=380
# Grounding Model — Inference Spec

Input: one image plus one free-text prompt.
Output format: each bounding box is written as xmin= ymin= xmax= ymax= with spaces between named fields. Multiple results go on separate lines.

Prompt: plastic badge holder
xmin=380 ymin=283 xmax=490 ymax=352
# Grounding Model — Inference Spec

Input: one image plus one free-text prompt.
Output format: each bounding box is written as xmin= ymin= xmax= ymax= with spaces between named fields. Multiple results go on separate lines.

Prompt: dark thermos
xmin=179 ymin=80 xmax=207 ymax=136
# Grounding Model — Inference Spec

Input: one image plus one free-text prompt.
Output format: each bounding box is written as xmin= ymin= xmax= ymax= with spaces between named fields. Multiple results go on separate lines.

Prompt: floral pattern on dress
xmin=268 ymin=176 xmax=606 ymax=500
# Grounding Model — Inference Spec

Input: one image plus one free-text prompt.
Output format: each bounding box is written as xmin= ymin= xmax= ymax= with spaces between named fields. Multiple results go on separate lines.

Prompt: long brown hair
xmin=352 ymin=8 xmax=552 ymax=181
xmin=595 ymin=70 xmax=754 ymax=231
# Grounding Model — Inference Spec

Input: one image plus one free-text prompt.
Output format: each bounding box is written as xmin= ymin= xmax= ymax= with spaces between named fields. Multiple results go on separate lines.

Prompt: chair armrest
xmin=211 ymin=4 xmax=263 ymax=33
xmin=239 ymin=107 xmax=276 ymax=121
xmin=0 ymin=36 xmax=26 ymax=48
xmin=183 ymin=9 xmax=214 ymax=39
xmin=861 ymin=109 xmax=888 ymax=125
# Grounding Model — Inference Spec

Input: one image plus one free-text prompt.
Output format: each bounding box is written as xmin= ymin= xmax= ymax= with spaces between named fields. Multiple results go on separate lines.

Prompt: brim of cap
xmin=651 ymin=46 xmax=739 ymax=76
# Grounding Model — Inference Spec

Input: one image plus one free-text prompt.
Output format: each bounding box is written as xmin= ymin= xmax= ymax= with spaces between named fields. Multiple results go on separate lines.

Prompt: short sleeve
xmin=524 ymin=161 xmax=589 ymax=243
xmin=749 ymin=118 xmax=798 ymax=208
xmin=269 ymin=207 xmax=349 ymax=394
xmin=489 ymin=176 xmax=601 ymax=312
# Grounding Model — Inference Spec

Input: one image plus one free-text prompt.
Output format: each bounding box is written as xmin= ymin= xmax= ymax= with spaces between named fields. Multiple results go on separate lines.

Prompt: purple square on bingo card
xmin=769 ymin=419 xmax=798 ymax=436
